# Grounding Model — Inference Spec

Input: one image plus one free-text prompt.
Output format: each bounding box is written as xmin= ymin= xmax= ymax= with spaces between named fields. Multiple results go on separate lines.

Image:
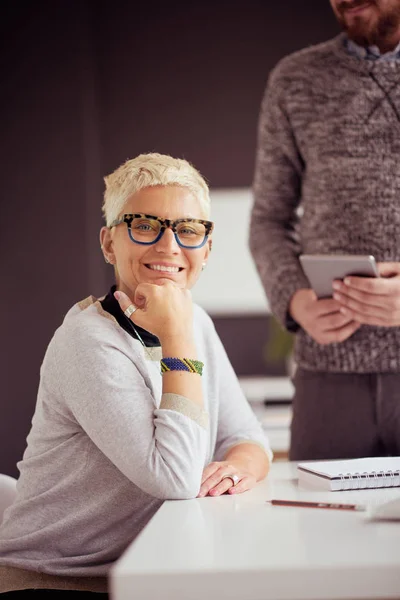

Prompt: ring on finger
xmin=124 ymin=304 xmax=137 ymax=318
xmin=221 ymin=473 xmax=240 ymax=487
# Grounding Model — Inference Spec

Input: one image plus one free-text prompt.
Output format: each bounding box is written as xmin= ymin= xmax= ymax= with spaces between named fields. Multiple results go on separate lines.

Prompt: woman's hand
xmin=116 ymin=282 xmax=202 ymax=405
xmin=197 ymin=461 xmax=257 ymax=497
xmin=115 ymin=282 xmax=193 ymax=342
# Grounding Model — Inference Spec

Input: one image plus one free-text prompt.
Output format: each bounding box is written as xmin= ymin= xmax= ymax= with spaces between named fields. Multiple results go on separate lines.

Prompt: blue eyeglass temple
xmin=127 ymin=226 xmax=209 ymax=249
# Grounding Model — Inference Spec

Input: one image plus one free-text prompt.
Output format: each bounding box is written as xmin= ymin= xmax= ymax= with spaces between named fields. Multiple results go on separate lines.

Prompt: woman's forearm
xmin=224 ymin=443 xmax=270 ymax=481
xmin=160 ymin=334 xmax=204 ymax=407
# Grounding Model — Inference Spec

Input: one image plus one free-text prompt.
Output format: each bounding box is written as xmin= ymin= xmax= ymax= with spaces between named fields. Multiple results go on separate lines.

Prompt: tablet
xmin=299 ymin=254 xmax=379 ymax=299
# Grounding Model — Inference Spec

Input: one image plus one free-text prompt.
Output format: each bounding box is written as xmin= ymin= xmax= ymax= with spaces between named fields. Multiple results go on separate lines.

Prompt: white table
xmin=111 ymin=462 xmax=400 ymax=600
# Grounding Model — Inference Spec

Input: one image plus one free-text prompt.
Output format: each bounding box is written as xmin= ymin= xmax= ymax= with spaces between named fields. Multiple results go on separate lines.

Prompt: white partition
xmin=191 ymin=188 xmax=270 ymax=316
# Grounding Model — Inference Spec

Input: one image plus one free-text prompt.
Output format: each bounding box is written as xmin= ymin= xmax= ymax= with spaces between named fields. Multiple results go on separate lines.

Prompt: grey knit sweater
xmin=251 ymin=33 xmax=400 ymax=373
xmin=0 ymin=296 xmax=270 ymax=585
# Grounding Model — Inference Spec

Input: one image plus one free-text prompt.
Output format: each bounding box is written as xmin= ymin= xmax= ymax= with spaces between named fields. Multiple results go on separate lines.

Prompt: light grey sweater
xmin=0 ymin=296 xmax=271 ymax=581
xmin=251 ymin=33 xmax=400 ymax=373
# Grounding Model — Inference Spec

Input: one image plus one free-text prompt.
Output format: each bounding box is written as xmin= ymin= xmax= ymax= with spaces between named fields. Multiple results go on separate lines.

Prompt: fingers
xmin=377 ymin=262 xmax=400 ymax=278
xmin=291 ymin=290 xmax=360 ymax=344
xmin=315 ymin=320 xmax=361 ymax=345
xmin=340 ymin=308 xmax=398 ymax=327
xmin=318 ymin=310 xmax=354 ymax=331
xmin=200 ymin=462 xmax=220 ymax=485
xmin=198 ymin=464 xmax=229 ymax=497
xmin=294 ymin=267 xmax=400 ymax=342
xmin=336 ymin=273 xmax=400 ymax=296
xmin=313 ymin=297 xmax=344 ymax=316
xmin=133 ymin=284 xmax=154 ymax=310
xmin=339 ymin=303 xmax=400 ymax=326
xmin=207 ymin=477 xmax=235 ymax=497
xmin=304 ymin=304 xmax=358 ymax=345
xmin=114 ymin=290 xmax=137 ymax=313
xmin=208 ymin=475 xmax=254 ymax=496
xmin=228 ymin=475 xmax=253 ymax=495
xmin=113 ymin=290 xmax=144 ymax=327
xmin=198 ymin=463 xmax=250 ymax=498
xmin=114 ymin=285 xmax=156 ymax=317
xmin=333 ymin=282 xmax=387 ymax=304
xmin=334 ymin=291 xmax=390 ymax=318
xmin=333 ymin=278 xmax=400 ymax=326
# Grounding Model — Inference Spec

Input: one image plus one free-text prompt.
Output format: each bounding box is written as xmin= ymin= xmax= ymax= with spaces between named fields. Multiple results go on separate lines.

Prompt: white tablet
xmin=299 ymin=254 xmax=379 ymax=299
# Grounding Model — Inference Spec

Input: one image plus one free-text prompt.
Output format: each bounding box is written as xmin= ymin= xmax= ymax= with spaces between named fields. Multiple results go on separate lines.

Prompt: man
xmin=250 ymin=0 xmax=400 ymax=460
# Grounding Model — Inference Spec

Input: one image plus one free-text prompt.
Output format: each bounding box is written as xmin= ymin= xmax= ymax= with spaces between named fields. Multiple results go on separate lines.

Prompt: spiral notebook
xmin=297 ymin=457 xmax=400 ymax=491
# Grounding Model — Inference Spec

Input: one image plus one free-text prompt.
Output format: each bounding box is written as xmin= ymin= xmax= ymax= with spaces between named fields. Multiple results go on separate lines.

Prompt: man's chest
xmin=288 ymin=72 xmax=400 ymax=162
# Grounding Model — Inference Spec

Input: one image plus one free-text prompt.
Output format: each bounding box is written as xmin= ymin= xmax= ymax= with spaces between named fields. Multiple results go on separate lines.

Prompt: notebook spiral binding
xmin=338 ymin=469 xmax=400 ymax=490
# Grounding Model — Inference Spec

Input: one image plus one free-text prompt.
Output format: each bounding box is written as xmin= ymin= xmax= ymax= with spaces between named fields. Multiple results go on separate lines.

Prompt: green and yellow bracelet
xmin=160 ymin=357 xmax=204 ymax=376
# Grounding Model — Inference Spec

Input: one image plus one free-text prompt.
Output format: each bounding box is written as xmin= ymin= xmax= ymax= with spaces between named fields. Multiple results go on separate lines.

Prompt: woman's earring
xmin=101 ymin=245 xmax=111 ymax=264
xmin=201 ymin=262 xmax=207 ymax=271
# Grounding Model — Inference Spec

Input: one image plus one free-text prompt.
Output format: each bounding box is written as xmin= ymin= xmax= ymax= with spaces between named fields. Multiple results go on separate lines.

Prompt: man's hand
xmin=289 ymin=289 xmax=361 ymax=345
xmin=332 ymin=262 xmax=400 ymax=326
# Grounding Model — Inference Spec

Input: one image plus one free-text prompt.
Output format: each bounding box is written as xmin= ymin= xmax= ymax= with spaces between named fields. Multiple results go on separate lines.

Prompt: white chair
xmin=0 ymin=473 xmax=17 ymax=524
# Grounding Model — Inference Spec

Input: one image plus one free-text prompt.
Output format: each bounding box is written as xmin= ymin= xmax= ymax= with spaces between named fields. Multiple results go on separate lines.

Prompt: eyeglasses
xmin=109 ymin=213 xmax=214 ymax=249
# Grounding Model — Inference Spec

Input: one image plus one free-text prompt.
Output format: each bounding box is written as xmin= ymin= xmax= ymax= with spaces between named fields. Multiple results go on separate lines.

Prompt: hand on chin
xmin=144 ymin=270 xmax=184 ymax=288
xmin=153 ymin=276 xmax=178 ymax=286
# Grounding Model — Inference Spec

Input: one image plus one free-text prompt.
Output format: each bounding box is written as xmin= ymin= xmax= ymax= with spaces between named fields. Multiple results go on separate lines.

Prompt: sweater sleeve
xmin=52 ymin=319 xmax=208 ymax=500
xmin=208 ymin=324 xmax=273 ymax=464
xmin=250 ymin=64 xmax=309 ymax=329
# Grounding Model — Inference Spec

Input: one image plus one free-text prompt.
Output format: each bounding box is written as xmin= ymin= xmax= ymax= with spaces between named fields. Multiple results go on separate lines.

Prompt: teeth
xmin=149 ymin=265 xmax=180 ymax=273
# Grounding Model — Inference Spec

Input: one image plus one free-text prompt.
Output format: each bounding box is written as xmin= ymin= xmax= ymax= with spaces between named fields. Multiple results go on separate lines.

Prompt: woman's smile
xmin=142 ymin=261 xmax=184 ymax=277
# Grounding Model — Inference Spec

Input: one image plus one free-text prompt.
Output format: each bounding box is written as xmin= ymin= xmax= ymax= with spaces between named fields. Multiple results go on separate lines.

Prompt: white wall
xmin=191 ymin=188 xmax=270 ymax=316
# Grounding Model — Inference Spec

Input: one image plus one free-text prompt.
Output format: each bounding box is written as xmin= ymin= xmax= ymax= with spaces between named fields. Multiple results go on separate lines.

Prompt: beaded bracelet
xmin=160 ymin=357 xmax=204 ymax=376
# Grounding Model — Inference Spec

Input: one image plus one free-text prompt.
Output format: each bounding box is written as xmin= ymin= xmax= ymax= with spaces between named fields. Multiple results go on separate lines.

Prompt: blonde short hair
xmin=102 ymin=153 xmax=210 ymax=226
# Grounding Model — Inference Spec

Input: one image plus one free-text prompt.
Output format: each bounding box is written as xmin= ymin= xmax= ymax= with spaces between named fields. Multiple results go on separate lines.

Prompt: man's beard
xmin=335 ymin=0 xmax=400 ymax=48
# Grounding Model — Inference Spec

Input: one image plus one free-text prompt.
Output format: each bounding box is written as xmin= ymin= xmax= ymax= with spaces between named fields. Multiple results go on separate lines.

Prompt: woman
xmin=0 ymin=153 xmax=271 ymax=598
